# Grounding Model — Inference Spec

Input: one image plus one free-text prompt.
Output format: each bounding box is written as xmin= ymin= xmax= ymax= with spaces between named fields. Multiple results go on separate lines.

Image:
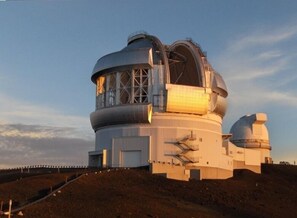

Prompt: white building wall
xmin=89 ymin=34 xmax=270 ymax=180
xmin=93 ymin=112 xmax=224 ymax=169
xmin=112 ymin=136 xmax=150 ymax=167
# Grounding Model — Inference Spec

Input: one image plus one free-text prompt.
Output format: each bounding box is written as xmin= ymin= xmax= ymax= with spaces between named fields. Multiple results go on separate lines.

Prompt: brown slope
xmin=0 ymin=172 xmax=79 ymax=210
xmin=2 ymin=164 xmax=297 ymax=218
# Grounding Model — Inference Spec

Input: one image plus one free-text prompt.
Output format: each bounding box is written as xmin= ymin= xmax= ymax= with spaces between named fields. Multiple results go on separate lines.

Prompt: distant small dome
xmin=230 ymin=113 xmax=270 ymax=149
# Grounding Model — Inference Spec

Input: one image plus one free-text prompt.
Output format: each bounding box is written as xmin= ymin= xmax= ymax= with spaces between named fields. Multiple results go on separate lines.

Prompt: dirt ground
xmin=1 ymin=164 xmax=297 ymax=218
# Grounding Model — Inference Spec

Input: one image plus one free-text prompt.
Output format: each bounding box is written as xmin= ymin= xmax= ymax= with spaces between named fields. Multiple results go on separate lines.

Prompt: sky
xmin=0 ymin=0 xmax=297 ymax=167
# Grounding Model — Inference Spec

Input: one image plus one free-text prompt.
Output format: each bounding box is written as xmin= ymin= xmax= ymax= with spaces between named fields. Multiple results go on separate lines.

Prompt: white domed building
xmin=229 ymin=113 xmax=272 ymax=164
xmin=89 ymin=33 xmax=272 ymax=180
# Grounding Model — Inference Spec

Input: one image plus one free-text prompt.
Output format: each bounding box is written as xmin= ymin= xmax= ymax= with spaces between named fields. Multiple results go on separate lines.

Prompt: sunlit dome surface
xmin=91 ymin=32 xmax=228 ymax=121
xmin=230 ymin=113 xmax=270 ymax=149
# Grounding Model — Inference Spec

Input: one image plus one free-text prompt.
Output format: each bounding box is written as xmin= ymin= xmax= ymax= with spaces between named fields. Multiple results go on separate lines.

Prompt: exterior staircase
xmin=174 ymin=131 xmax=200 ymax=165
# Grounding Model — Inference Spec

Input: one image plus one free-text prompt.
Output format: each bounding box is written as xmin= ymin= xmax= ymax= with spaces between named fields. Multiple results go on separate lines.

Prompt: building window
xmin=106 ymin=73 xmax=116 ymax=107
xmin=96 ymin=77 xmax=106 ymax=109
xmin=133 ymin=68 xmax=149 ymax=103
xmin=120 ymin=70 xmax=132 ymax=104
xmin=96 ymin=68 xmax=150 ymax=109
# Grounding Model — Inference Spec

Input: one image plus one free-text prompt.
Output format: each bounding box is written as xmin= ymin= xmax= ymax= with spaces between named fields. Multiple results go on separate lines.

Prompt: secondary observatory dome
xmin=230 ymin=113 xmax=270 ymax=149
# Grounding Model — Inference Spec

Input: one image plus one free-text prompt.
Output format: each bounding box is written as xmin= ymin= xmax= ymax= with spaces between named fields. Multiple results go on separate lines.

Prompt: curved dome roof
xmin=91 ymin=32 xmax=228 ymax=118
xmin=123 ymin=35 xmax=163 ymax=64
xmin=230 ymin=113 xmax=270 ymax=149
xmin=91 ymin=33 xmax=169 ymax=83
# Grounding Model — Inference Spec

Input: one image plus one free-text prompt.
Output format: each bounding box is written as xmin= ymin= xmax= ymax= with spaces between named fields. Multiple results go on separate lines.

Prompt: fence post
xmin=8 ymin=199 xmax=12 ymax=218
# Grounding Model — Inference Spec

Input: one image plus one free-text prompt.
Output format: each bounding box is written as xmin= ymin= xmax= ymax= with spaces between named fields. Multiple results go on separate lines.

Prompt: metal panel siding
xmin=112 ymin=136 xmax=150 ymax=167
xmin=90 ymin=103 xmax=152 ymax=130
xmin=169 ymin=40 xmax=206 ymax=87
xmin=212 ymin=95 xmax=227 ymax=117
xmin=166 ymin=84 xmax=209 ymax=115
xmin=92 ymin=48 xmax=153 ymax=82
xmin=121 ymin=151 xmax=142 ymax=167
xmin=212 ymin=72 xmax=228 ymax=97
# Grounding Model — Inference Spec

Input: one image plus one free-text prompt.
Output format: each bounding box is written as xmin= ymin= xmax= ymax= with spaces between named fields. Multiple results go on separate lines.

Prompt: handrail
xmin=4 ymin=173 xmax=84 ymax=214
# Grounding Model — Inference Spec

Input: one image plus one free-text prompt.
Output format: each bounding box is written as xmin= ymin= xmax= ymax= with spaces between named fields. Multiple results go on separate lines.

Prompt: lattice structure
xmin=120 ymin=71 xmax=132 ymax=104
xmin=107 ymin=73 xmax=116 ymax=107
xmin=133 ymin=68 xmax=149 ymax=103
xmin=95 ymin=68 xmax=150 ymax=109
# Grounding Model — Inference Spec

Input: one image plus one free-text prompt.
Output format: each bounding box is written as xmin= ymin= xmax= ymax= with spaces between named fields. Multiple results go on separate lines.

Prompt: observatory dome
xmin=230 ymin=113 xmax=270 ymax=150
xmin=89 ymin=32 xmax=248 ymax=179
xmin=90 ymin=32 xmax=228 ymax=130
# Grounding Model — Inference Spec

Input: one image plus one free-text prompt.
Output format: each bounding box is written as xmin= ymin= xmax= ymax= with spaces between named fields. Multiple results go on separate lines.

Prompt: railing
xmin=0 ymin=165 xmax=88 ymax=171
xmin=172 ymin=132 xmax=200 ymax=165
xmin=0 ymin=167 xmax=124 ymax=216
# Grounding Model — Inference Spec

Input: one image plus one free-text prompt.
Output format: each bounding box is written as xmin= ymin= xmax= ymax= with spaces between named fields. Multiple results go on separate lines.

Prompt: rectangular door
xmin=121 ymin=150 xmax=141 ymax=167
xmin=112 ymin=136 xmax=150 ymax=167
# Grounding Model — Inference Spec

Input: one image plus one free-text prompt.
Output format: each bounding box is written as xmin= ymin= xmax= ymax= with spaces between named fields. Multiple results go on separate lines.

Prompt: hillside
xmin=1 ymin=164 xmax=297 ymax=218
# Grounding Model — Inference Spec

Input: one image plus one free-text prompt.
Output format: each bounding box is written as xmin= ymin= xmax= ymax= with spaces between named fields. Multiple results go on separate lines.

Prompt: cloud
xmin=0 ymin=134 xmax=93 ymax=168
xmin=0 ymin=123 xmax=87 ymax=140
xmin=223 ymin=56 xmax=288 ymax=82
xmin=215 ymin=22 xmax=297 ymax=163
xmin=0 ymin=94 xmax=95 ymax=168
xmin=215 ymin=22 xmax=297 ymax=110
xmin=0 ymin=93 xmax=93 ymax=140
xmin=228 ymin=24 xmax=297 ymax=52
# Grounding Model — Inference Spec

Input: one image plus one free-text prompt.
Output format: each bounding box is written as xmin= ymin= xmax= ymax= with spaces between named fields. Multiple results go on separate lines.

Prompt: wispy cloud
xmin=216 ymin=20 xmax=297 ymax=164
xmin=223 ymin=56 xmax=289 ymax=82
xmin=256 ymin=50 xmax=283 ymax=61
xmin=0 ymin=93 xmax=93 ymax=140
xmin=0 ymin=123 xmax=77 ymax=139
xmin=228 ymin=24 xmax=297 ymax=52
xmin=0 ymin=134 xmax=93 ymax=168
xmin=0 ymin=94 xmax=94 ymax=168
xmin=216 ymin=22 xmax=297 ymax=114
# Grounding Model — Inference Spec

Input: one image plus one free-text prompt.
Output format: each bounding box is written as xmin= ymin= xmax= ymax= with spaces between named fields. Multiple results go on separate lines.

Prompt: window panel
xmin=96 ymin=76 xmax=106 ymax=96
xmin=96 ymin=68 xmax=150 ymax=109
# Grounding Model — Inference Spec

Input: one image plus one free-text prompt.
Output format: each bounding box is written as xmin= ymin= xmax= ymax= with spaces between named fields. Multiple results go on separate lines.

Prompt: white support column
xmin=116 ymin=72 xmax=121 ymax=105
xmin=105 ymin=75 xmax=110 ymax=107
xmin=148 ymin=69 xmax=152 ymax=103
xmin=131 ymin=69 xmax=135 ymax=103
xmin=103 ymin=149 xmax=107 ymax=168
xmin=139 ymin=69 xmax=143 ymax=103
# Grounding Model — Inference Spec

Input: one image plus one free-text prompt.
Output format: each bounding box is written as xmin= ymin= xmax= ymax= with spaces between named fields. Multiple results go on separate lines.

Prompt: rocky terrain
xmin=0 ymin=164 xmax=297 ymax=218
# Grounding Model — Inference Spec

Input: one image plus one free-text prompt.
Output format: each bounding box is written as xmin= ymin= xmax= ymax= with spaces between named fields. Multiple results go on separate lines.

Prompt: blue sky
xmin=0 ymin=0 xmax=297 ymax=167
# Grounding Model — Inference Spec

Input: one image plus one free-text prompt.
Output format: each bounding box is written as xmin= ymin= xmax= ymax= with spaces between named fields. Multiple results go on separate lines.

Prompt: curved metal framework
xmin=91 ymin=33 xmax=229 ymax=129
xmin=95 ymin=68 xmax=151 ymax=109
xmin=91 ymin=48 xmax=153 ymax=83
xmin=89 ymin=33 xmax=272 ymax=177
xmin=168 ymin=40 xmax=206 ymax=87
xmin=90 ymin=103 xmax=152 ymax=130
